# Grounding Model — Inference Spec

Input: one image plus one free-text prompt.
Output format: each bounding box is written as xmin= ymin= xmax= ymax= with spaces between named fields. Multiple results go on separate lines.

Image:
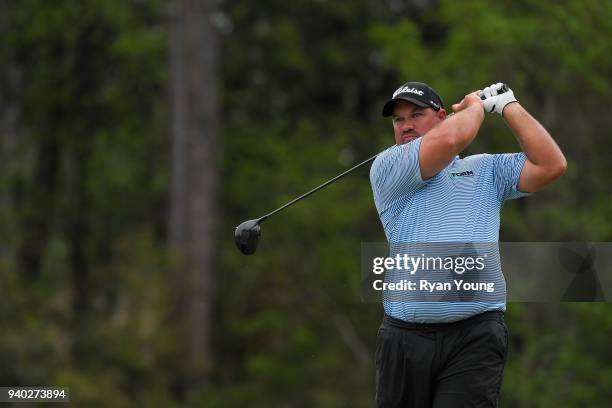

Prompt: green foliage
xmin=1 ymin=0 xmax=611 ymax=406
xmin=1 ymin=0 xmax=174 ymax=406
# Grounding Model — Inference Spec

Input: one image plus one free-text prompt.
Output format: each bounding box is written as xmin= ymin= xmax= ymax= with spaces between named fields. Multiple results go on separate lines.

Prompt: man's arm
xmin=420 ymin=92 xmax=484 ymax=180
xmin=502 ymin=103 xmax=567 ymax=193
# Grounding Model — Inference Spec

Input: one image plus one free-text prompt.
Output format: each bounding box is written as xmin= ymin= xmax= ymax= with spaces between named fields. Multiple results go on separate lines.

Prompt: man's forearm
xmin=433 ymin=102 xmax=484 ymax=154
xmin=418 ymin=94 xmax=484 ymax=180
xmin=503 ymin=103 xmax=566 ymax=171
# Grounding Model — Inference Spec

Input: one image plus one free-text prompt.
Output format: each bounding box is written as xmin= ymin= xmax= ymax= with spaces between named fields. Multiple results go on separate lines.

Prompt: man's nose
xmin=400 ymin=121 xmax=414 ymax=132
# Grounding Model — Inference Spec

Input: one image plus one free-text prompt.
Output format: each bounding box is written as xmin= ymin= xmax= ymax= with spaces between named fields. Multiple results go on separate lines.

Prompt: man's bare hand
xmin=451 ymin=92 xmax=483 ymax=114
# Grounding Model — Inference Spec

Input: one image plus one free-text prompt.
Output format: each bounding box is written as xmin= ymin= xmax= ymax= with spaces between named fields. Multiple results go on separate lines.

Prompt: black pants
xmin=375 ymin=311 xmax=508 ymax=408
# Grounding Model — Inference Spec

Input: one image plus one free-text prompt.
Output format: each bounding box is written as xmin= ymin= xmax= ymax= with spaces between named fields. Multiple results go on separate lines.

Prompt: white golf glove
xmin=480 ymin=82 xmax=517 ymax=116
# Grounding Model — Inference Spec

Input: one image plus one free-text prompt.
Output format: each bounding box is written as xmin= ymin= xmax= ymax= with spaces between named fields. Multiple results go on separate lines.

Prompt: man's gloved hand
xmin=480 ymin=82 xmax=517 ymax=116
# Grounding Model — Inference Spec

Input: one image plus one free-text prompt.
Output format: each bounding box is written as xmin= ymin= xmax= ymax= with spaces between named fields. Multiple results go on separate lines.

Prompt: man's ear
xmin=437 ymin=108 xmax=447 ymax=120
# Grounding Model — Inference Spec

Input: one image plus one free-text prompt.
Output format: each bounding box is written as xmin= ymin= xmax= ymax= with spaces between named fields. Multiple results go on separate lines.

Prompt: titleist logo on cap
xmin=393 ymin=86 xmax=424 ymax=98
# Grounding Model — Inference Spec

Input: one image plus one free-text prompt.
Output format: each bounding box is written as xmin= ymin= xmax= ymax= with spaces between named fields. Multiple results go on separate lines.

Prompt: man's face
xmin=391 ymin=101 xmax=446 ymax=145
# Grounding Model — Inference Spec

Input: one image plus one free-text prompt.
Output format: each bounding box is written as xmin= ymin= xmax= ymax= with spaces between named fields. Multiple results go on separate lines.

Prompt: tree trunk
xmin=169 ymin=0 xmax=219 ymax=386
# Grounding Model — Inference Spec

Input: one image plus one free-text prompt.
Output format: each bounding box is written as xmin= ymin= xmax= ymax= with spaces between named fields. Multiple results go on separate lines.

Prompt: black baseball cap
xmin=382 ymin=82 xmax=444 ymax=117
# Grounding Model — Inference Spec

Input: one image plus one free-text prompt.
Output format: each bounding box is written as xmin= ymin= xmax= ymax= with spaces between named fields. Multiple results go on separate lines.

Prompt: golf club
xmin=234 ymin=152 xmax=378 ymax=255
xmin=235 ymin=84 xmax=508 ymax=255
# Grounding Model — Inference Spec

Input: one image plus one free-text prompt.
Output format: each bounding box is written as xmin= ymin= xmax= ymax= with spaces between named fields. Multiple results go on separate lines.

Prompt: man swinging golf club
xmin=370 ymin=82 xmax=566 ymax=407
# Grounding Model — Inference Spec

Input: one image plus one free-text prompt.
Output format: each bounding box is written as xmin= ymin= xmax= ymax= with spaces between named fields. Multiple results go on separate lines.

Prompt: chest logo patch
xmin=451 ymin=170 xmax=475 ymax=177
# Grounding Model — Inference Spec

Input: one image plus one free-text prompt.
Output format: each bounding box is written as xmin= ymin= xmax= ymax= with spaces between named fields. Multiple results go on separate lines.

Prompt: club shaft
xmin=259 ymin=153 xmax=378 ymax=222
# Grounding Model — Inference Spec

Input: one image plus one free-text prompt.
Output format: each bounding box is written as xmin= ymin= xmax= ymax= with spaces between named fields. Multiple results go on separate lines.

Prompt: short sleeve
xmin=492 ymin=152 xmax=531 ymax=201
xmin=370 ymin=138 xmax=428 ymax=207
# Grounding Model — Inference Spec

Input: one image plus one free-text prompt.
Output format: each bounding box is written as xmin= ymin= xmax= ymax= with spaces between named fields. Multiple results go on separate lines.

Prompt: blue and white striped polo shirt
xmin=369 ymin=137 xmax=529 ymax=323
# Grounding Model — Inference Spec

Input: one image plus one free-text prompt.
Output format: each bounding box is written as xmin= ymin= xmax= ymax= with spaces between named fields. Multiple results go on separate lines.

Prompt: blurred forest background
xmin=1 ymin=0 xmax=611 ymax=406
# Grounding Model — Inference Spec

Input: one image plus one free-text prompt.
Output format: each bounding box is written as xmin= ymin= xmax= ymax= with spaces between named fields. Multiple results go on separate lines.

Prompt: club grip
xmin=480 ymin=83 xmax=508 ymax=100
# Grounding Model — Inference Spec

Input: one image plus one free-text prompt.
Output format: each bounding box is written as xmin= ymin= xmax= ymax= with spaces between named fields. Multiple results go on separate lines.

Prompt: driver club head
xmin=235 ymin=219 xmax=262 ymax=255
